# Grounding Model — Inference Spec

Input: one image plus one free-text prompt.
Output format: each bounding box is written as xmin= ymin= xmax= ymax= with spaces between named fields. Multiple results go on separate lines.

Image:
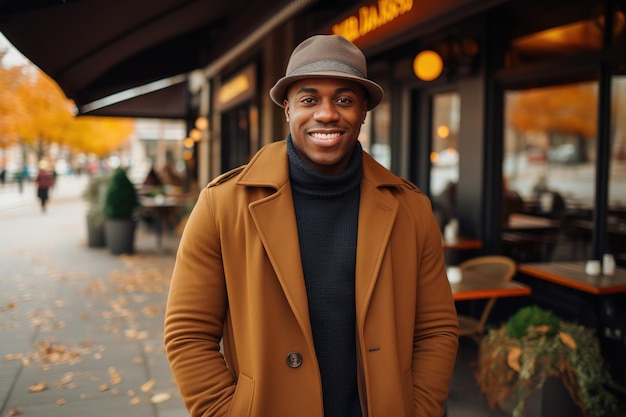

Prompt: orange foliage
xmin=508 ymin=84 xmax=598 ymax=138
xmin=0 ymin=65 xmax=30 ymax=148
xmin=0 ymin=62 xmax=134 ymax=156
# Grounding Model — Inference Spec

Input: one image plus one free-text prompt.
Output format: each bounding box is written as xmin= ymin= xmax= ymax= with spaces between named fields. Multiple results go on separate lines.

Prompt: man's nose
xmin=314 ymin=100 xmax=340 ymax=122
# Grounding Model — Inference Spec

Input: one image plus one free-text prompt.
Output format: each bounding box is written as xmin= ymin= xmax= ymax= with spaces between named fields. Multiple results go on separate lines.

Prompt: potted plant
xmin=82 ymin=173 xmax=111 ymax=247
xmin=475 ymin=305 xmax=616 ymax=417
xmin=103 ymin=167 xmax=140 ymax=255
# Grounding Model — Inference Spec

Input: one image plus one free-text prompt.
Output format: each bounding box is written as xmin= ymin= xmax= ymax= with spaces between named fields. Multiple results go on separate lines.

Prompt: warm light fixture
xmin=183 ymin=137 xmax=195 ymax=148
xmin=413 ymin=50 xmax=443 ymax=81
xmin=195 ymin=116 xmax=209 ymax=130
xmin=437 ymin=125 xmax=450 ymax=138
xmin=190 ymin=128 xmax=202 ymax=141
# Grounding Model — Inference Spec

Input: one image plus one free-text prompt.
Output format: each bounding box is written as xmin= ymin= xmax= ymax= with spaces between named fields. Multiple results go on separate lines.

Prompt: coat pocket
xmin=227 ymin=372 xmax=254 ymax=417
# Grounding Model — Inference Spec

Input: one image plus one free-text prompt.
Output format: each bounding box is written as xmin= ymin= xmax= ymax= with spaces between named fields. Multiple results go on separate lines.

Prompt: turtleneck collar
xmin=287 ymin=134 xmax=362 ymax=199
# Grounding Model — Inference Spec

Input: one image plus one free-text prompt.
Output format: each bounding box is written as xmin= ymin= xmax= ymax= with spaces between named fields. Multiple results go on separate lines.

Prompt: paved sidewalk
xmin=0 ymin=177 xmax=187 ymax=417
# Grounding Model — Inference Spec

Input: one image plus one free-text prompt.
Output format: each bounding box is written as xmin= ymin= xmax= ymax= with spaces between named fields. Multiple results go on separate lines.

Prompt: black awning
xmin=81 ymin=80 xmax=189 ymax=119
xmin=0 ymin=0 xmax=295 ymax=111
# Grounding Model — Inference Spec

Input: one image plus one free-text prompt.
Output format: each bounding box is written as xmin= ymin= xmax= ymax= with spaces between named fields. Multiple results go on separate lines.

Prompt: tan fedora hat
xmin=269 ymin=35 xmax=384 ymax=110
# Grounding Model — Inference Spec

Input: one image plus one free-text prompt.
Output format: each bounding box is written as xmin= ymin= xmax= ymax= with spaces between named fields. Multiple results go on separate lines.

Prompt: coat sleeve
xmin=164 ymin=187 xmax=235 ymax=417
xmin=411 ymin=200 xmax=459 ymax=417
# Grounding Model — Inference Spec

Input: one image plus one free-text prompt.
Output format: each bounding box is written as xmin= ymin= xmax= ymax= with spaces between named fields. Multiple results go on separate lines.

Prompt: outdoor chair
xmin=456 ymin=255 xmax=517 ymax=343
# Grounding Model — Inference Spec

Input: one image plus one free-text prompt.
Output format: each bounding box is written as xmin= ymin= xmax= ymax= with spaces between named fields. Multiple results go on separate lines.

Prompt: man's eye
xmin=336 ymin=97 xmax=352 ymax=104
xmin=300 ymin=97 xmax=316 ymax=104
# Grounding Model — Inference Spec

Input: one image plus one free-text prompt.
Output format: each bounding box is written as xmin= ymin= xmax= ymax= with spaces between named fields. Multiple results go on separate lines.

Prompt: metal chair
xmin=456 ymin=255 xmax=517 ymax=343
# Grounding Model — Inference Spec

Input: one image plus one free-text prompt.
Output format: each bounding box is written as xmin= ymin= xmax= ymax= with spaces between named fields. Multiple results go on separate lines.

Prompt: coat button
xmin=286 ymin=352 xmax=302 ymax=368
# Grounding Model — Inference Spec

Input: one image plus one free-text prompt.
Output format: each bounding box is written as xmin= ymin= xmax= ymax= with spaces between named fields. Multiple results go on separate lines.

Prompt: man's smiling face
xmin=284 ymin=78 xmax=368 ymax=175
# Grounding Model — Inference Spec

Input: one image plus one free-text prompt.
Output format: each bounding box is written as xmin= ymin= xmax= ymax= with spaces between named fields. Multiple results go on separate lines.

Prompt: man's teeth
xmin=311 ymin=132 xmax=341 ymax=139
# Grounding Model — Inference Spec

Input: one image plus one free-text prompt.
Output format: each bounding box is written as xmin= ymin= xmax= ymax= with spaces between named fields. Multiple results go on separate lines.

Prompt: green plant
xmin=104 ymin=167 xmax=139 ymax=219
xmin=506 ymin=305 xmax=561 ymax=339
xmin=476 ymin=306 xmax=616 ymax=417
xmin=83 ymin=174 xmax=111 ymax=226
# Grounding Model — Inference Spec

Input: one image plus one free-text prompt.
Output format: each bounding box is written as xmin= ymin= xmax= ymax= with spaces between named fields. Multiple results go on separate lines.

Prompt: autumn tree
xmin=65 ymin=116 xmax=134 ymax=157
xmin=0 ymin=64 xmax=30 ymax=150
xmin=15 ymin=68 xmax=74 ymax=161
xmin=0 ymin=59 xmax=135 ymax=161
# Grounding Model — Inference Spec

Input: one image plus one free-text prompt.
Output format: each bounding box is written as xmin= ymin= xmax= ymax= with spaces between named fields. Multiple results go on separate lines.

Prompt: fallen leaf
xmin=506 ymin=347 xmax=522 ymax=372
xmin=55 ymin=399 xmax=67 ymax=406
xmin=559 ymin=331 xmax=578 ymax=350
xmin=109 ymin=367 xmax=122 ymax=384
xmin=150 ymin=392 xmax=171 ymax=404
xmin=28 ymin=382 xmax=48 ymax=393
xmin=3 ymin=354 xmax=22 ymax=362
xmin=141 ymin=379 xmax=155 ymax=393
xmin=6 ymin=408 xmax=22 ymax=416
xmin=130 ymin=397 xmax=141 ymax=405
xmin=58 ymin=373 xmax=73 ymax=384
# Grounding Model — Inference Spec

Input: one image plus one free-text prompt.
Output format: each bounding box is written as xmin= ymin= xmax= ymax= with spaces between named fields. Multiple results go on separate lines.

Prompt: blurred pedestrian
xmin=165 ymin=34 xmax=459 ymax=417
xmin=35 ymin=160 xmax=54 ymax=212
xmin=17 ymin=166 xmax=29 ymax=193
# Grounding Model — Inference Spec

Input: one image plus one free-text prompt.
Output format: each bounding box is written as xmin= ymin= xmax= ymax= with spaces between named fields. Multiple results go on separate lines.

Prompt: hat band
xmin=288 ymin=60 xmax=365 ymax=78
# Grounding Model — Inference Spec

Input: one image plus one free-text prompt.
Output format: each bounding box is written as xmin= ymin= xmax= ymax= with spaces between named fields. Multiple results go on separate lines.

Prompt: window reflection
xmin=430 ymin=92 xmax=460 ymax=230
xmin=502 ymin=82 xmax=598 ymax=262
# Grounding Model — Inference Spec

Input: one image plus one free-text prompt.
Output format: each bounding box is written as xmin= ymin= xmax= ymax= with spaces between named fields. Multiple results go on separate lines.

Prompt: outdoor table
xmin=140 ymin=195 xmax=186 ymax=249
xmin=442 ymin=236 xmax=483 ymax=251
xmin=449 ymin=267 xmax=531 ymax=301
xmin=518 ymin=261 xmax=626 ymax=295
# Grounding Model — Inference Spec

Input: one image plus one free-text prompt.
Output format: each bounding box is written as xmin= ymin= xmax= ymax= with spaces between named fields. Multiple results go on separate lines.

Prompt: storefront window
xmin=608 ymin=74 xmax=626 ymax=262
xmin=368 ymin=99 xmax=391 ymax=169
xmin=430 ymin=92 xmax=460 ymax=229
xmin=361 ymin=72 xmax=391 ymax=169
xmin=502 ymin=81 xmax=598 ymax=262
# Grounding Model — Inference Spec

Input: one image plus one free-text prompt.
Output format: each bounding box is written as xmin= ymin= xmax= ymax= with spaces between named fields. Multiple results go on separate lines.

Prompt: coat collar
xmin=236 ymin=139 xmax=407 ymax=191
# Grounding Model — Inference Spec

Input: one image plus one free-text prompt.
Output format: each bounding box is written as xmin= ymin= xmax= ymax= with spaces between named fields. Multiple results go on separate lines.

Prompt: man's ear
xmin=284 ymin=101 xmax=290 ymax=122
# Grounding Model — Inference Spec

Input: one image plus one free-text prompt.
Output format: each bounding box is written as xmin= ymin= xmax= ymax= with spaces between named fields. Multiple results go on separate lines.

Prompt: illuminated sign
xmin=218 ymin=74 xmax=250 ymax=105
xmin=332 ymin=0 xmax=413 ymax=42
xmin=216 ymin=65 xmax=256 ymax=112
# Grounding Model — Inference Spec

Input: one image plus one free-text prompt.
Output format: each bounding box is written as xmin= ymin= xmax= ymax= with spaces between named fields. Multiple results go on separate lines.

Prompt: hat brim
xmin=269 ymin=72 xmax=384 ymax=110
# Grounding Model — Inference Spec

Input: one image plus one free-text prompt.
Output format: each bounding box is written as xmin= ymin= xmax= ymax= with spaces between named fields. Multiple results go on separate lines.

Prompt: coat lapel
xmin=239 ymin=142 xmax=313 ymax=344
xmin=355 ymin=155 xmax=401 ymax=320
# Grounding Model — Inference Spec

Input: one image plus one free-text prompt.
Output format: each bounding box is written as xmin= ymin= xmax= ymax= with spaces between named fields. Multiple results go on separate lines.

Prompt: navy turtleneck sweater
xmin=287 ymin=135 xmax=362 ymax=417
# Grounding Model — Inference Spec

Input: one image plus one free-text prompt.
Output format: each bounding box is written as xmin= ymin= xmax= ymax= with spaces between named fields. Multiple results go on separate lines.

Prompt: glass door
xmin=430 ymin=92 xmax=461 ymax=231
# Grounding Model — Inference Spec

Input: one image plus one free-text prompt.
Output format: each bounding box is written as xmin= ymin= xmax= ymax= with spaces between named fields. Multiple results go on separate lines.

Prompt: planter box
xmin=86 ymin=217 xmax=106 ymax=247
xmin=104 ymin=218 xmax=136 ymax=255
xmin=499 ymin=377 xmax=582 ymax=417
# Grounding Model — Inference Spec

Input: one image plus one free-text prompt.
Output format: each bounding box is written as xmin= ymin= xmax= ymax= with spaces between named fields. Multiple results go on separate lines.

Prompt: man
xmin=164 ymin=34 xmax=459 ymax=417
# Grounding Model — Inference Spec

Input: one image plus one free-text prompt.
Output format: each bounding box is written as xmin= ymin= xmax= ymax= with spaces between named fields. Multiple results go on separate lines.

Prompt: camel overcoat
xmin=164 ymin=140 xmax=459 ymax=417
